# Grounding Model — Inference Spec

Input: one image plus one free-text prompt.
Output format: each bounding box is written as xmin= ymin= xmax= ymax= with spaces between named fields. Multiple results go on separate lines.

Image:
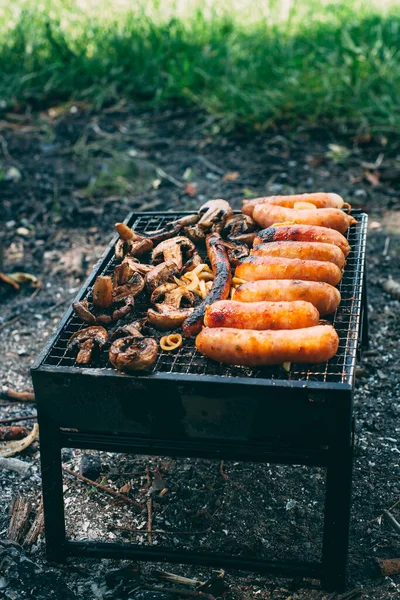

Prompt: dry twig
xmin=62 ymin=466 xmax=143 ymax=509
xmin=147 ymin=498 xmax=153 ymax=544
xmin=0 ymin=414 xmax=37 ymax=425
xmin=383 ymin=509 xmax=400 ymax=534
xmin=143 ymin=585 xmax=216 ymax=600
xmin=219 ymin=460 xmax=249 ymax=494
xmin=2 ymin=389 xmax=35 ymax=403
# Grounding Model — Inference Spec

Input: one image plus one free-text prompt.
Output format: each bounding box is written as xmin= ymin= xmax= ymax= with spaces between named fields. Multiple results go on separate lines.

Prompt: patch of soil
xmin=0 ymin=104 xmax=399 ymax=599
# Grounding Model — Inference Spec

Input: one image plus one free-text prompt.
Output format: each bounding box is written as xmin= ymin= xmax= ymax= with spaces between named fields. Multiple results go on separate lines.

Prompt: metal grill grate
xmin=41 ymin=211 xmax=367 ymax=386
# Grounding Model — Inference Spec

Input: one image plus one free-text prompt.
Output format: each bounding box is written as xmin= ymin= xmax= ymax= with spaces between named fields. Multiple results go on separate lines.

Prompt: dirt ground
xmin=0 ymin=104 xmax=399 ymax=600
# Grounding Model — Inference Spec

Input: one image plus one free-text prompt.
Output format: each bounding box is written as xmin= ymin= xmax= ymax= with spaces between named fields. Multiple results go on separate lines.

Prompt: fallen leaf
xmin=185 ymin=183 xmax=197 ymax=197
xmin=0 ymin=272 xmax=20 ymax=290
xmin=0 ymin=424 xmax=38 ymax=458
xmin=242 ymin=188 xmax=257 ymax=197
xmin=8 ymin=272 xmax=41 ymax=287
xmin=183 ymin=167 xmax=192 ymax=180
xmin=6 ymin=167 xmax=22 ymax=182
xmin=364 ymin=170 xmax=380 ymax=186
xmin=119 ymin=482 xmax=131 ymax=495
xmin=325 ymin=144 xmax=351 ymax=163
xmin=222 ymin=171 xmax=240 ymax=182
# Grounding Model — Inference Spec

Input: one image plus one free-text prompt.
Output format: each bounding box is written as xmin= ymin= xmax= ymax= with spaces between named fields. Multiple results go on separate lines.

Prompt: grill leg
xmin=321 ymin=442 xmax=354 ymax=591
xmin=38 ymin=417 xmax=66 ymax=561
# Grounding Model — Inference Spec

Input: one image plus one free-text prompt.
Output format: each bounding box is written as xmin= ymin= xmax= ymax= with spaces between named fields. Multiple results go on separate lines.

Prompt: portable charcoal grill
xmin=31 ymin=209 xmax=368 ymax=591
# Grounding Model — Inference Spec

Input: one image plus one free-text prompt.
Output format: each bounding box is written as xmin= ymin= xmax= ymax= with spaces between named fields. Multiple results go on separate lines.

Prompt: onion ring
xmin=160 ymin=333 xmax=183 ymax=351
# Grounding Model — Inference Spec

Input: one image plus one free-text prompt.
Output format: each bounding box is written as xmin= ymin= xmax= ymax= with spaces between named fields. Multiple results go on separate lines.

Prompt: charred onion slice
xmin=109 ymin=336 xmax=158 ymax=371
xmin=160 ymin=334 xmax=183 ymax=351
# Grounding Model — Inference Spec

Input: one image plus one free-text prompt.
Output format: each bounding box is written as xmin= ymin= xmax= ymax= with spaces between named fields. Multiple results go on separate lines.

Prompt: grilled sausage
xmin=251 ymin=241 xmax=345 ymax=268
xmin=196 ymin=325 xmax=339 ymax=366
xmin=204 ymin=300 xmax=319 ymax=330
xmin=233 ymin=280 xmax=341 ymax=316
xmin=242 ymin=192 xmax=344 ymax=217
xmin=235 ymin=256 xmax=342 ymax=286
xmin=254 ymin=224 xmax=350 ymax=257
xmin=252 ymin=204 xmax=357 ymax=234
xmin=182 ymin=233 xmax=232 ymax=337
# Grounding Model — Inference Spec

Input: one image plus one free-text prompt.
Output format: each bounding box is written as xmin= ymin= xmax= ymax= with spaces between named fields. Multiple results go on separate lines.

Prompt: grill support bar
xmin=39 ymin=394 xmax=354 ymax=592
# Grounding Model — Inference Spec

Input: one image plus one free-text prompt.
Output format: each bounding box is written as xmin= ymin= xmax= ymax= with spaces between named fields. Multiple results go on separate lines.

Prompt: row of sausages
xmin=195 ymin=193 xmax=355 ymax=367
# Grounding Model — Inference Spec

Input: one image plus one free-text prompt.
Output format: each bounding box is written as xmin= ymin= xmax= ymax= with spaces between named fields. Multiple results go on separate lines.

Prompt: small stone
xmin=79 ymin=454 xmax=101 ymax=480
xmin=16 ymin=226 xmax=30 ymax=237
xmin=61 ymin=448 xmax=74 ymax=462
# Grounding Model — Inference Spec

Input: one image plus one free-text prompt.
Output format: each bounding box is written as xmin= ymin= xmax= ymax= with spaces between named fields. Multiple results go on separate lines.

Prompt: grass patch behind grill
xmin=0 ymin=1 xmax=400 ymax=131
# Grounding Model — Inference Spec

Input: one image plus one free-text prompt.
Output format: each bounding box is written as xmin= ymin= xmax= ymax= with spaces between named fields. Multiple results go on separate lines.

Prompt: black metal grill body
xmin=31 ymin=210 xmax=368 ymax=591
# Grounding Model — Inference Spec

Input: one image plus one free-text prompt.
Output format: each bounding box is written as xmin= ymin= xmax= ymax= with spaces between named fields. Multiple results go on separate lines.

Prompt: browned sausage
xmin=242 ymin=192 xmax=344 ymax=216
xmin=182 ymin=233 xmax=232 ymax=337
xmin=235 ymin=256 xmax=342 ymax=286
xmin=196 ymin=325 xmax=339 ymax=366
xmin=204 ymin=300 xmax=319 ymax=330
xmin=233 ymin=279 xmax=341 ymax=316
xmin=252 ymin=204 xmax=356 ymax=233
xmin=251 ymin=241 xmax=345 ymax=268
xmin=253 ymin=224 xmax=350 ymax=257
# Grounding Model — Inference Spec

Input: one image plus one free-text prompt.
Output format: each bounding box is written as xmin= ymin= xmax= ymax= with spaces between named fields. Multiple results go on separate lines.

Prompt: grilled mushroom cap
xmin=185 ymin=199 xmax=233 ymax=242
xmin=113 ymin=271 xmax=145 ymax=302
xmin=145 ymin=260 xmax=180 ymax=293
xmin=198 ymin=199 xmax=233 ymax=230
xmin=114 ymin=223 xmax=153 ymax=260
xmin=145 ymin=214 xmax=200 ymax=245
xmin=109 ymin=336 xmax=158 ymax=371
xmin=151 ymin=236 xmax=195 ymax=271
xmin=222 ymin=213 xmax=258 ymax=245
xmin=72 ymin=299 xmax=97 ymax=324
xmin=147 ymin=283 xmax=195 ymax=330
xmin=182 ymin=251 xmax=203 ymax=274
xmin=221 ymin=240 xmax=249 ymax=266
xmin=67 ymin=326 xmax=108 ymax=364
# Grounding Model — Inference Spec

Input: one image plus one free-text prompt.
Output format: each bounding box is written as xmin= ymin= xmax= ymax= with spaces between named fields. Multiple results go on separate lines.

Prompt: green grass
xmin=1 ymin=1 xmax=400 ymax=131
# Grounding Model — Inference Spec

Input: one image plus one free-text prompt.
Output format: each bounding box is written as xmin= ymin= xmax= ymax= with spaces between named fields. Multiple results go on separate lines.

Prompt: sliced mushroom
xmin=222 ymin=213 xmax=258 ymax=245
xmin=92 ymin=276 xmax=113 ymax=308
xmin=72 ymin=299 xmax=97 ymax=324
xmin=182 ymin=251 xmax=203 ymax=274
xmin=145 ymin=214 xmax=200 ymax=244
xmin=147 ymin=283 xmax=195 ymax=330
xmin=113 ymin=271 xmax=145 ymax=301
xmin=112 ymin=296 xmax=135 ymax=321
xmin=151 ymin=236 xmax=195 ymax=271
xmin=111 ymin=319 xmax=147 ymax=340
xmin=121 ymin=256 xmax=153 ymax=276
xmin=145 ymin=260 xmax=180 ymax=293
xmin=198 ymin=199 xmax=233 ymax=230
xmin=114 ymin=223 xmax=153 ymax=260
xmin=109 ymin=336 xmax=158 ymax=371
xmin=221 ymin=240 xmax=250 ymax=266
xmin=184 ymin=199 xmax=233 ymax=242
xmin=68 ymin=326 xmax=108 ymax=364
